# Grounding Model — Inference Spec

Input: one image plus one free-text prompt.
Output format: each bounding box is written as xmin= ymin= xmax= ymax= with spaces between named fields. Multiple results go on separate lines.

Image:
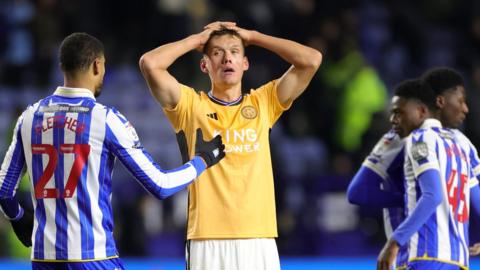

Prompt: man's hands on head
xmin=195 ymin=21 xmax=256 ymax=51
xmin=195 ymin=21 xmax=237 ymax=52
xmin=195 ymin=128 xmax=225 ymax=168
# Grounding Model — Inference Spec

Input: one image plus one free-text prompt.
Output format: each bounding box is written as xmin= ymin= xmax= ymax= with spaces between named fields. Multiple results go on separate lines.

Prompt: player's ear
xmin=242 ymin=56 xmax=249 ymax=71
xmin=436 ymin=95 xmax=445 ymax=109
xmin=418 ymin=104 xmax=429 ymax=119
xmin=200 ymin=57 xmax=208 ymax=74
xmin=92 ymin=58 xmax=101 ymax=76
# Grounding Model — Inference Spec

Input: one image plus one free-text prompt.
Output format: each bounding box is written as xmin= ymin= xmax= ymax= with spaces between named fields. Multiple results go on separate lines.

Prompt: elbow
xmin=432 ymin=192 xmax=443 ymax=206
xmin=346 ymin=185 xmax=360 ymax=205
xmin=310 ymin=49 xmax=323 ymax=70
xmin=425 ymin=191 xmax=442 ymax=207
xmin=138 ymin=53 xmax=155 ymax=74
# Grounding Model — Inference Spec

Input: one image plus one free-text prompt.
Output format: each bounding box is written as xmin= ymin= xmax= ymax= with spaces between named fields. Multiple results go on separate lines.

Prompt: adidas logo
xmin=206 ymin=112 xmax=218 ymax=120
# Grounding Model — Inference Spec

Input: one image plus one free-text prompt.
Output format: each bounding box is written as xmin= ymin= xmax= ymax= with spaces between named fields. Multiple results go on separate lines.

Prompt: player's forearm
xmin=391 ymin=169 xmax=442 ymax=246
xmin=139 ymin=34 xmax=202 ymax=72
xmin=248 ymin=31 xmax=322 ymax=71
xmin=347 ymin=166 xmax=403 ymax=207
xmin=0 ymin=117 xmax=26 ymax=200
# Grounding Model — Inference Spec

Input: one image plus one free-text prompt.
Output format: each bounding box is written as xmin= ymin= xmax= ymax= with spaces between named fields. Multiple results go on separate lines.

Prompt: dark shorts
xmin=32 ymin=257 xmax=124 ymax=270
xmin=406 ymin=260 xmax=462 ymax=270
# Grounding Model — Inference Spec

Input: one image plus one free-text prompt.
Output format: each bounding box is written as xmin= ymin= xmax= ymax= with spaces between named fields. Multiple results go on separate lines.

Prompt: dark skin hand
xmin=377 ymin=238 xmax=399 ymax=270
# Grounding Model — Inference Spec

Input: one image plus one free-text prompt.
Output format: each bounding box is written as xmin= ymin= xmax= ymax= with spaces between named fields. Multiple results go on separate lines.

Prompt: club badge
xmin=241 ymin=106 xmax=257 ymax=119
xmin=411 ymin=142 xmax=428 ymax=161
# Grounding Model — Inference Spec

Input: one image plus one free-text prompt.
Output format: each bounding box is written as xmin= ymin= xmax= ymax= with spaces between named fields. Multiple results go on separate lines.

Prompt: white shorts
xmin=186 ymin=238 xmax=280 ymax=270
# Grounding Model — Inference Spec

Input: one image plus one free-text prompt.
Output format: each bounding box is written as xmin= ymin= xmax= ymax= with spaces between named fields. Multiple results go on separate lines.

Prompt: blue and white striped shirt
xmin=362 ymin=130 xmax=406 ymax=237
xmin=398 ymin=119 xmax=478 ymax=269
xmin=0 ymin=87 xmax=206 ymax=261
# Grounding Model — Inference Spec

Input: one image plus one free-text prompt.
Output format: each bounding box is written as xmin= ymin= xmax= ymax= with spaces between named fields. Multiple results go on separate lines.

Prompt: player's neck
xmin=63 ymin=74 xmax=95 ymax=95
xmin=210 ymin=84 xmax=242 ymax=102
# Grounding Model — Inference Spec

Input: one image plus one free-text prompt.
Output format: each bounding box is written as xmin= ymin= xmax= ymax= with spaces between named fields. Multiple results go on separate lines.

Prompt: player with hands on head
xmin=0 ymin=32 xmax=225 ymax=270
xmin=139 ymin=21 xmax=321 ymax=270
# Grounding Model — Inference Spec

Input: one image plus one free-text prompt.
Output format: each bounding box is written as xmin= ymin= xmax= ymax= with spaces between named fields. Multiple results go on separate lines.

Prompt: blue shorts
xmin=406 ymin=260 xmax=462 ymax=270
xmin=32 ymin=257 xmax=124 ymax=270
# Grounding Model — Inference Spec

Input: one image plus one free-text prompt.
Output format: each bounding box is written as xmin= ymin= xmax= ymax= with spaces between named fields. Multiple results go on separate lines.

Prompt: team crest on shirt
xmin=411 ymin=142 xmax=428 ymax=161
xmin=241 ymin=106 xmax=257 ymax=119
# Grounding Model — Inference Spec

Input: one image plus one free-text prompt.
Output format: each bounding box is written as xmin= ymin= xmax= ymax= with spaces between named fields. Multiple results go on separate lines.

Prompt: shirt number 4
xmin=446 ymin=169 xmax=468 ymax=223
xmin=31 ymin=144 xmax=90 ymax=199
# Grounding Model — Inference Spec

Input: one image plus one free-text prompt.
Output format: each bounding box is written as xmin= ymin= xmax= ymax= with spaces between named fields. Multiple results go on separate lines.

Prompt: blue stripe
xmin=98 ymin=107 xmax=118 ymax=256
xmin=0 ymin=120 xmax=25 ymax=198
xmin=32 ymin=98 xmax=50 ymax=260
xmin=76 ymin=100 xmax=95 ymax=259
xmin=454 ymin=142 xmax=468 ymax=264
xmin=53 ymin=102 xmax=68 ymax=260
xmin=425 ymin=212 xmax=438 ymax=258
xmin=416 ymin=219 xmax=426 ymax=257
xmin=442 ymin=137 xmax=458 ymax=263
xmin=98 ymin=139 xmax=117 ymax=257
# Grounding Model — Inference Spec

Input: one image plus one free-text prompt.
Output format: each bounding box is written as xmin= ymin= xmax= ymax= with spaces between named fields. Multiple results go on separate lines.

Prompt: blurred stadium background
xmin=1 ymin=0 xmax=480 ymax=269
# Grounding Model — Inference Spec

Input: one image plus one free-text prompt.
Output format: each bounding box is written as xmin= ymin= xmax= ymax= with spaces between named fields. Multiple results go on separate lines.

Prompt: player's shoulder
xmin=381 ymin=129 xmax=402 ymax=142
xmin=409 ymin=126 xmax=440 ymax=141
xmin=248 ymin=80 xmax=277 ymax=96
xmin=103 ymin=105 xmax=128 ymax=122
xmin=451 ymin=129 xmax=471 ymax=143
xmin=365 ymin=129 xmax=404 ymax=164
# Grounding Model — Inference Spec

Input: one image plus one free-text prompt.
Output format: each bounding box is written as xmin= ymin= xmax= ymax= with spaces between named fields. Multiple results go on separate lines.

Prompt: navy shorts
xmin=406 ymin=260 xmax=462 ymax=270
xmin=32 ymin=257 xmax=124 ymax=270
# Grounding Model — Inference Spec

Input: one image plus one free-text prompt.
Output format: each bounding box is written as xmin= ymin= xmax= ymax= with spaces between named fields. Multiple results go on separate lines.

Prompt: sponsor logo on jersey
xmin=213 ymin=128 xmax=260 ymax=153
xmin=206 ymin=112 xmax=218 ymax=120
xmin=39 ymin=104 xmax=90 ymax=113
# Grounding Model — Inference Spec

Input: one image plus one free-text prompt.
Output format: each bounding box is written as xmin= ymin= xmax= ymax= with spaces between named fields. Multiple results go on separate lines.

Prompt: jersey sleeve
xmin=163 ymin=84 xmax=197 ymax=132
xmin=362 ymin=130 xmax=404 ymax=180
xmin=406 ymin=129 xmax=440 ymax=178
xmin=467 ymin=140 xmax=480 ymax=188
xmin=105 ymin=108 xmax=206 ymax=199
xmin=0 ymin=111 xmax=26 ymax=200
xmin=251 ymin=80 xmax=293 ymax=127
xmin=452 ymin=129 xmax=480 ymax=188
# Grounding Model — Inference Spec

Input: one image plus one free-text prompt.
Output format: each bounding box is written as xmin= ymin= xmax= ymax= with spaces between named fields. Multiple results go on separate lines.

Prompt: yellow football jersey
xmin=164 ymin=80 xmax=292 ymax=239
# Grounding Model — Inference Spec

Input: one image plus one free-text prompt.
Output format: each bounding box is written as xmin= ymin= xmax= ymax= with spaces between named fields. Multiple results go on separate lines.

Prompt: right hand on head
xmin=195 ymin=128 xmax=225 ymax=168
xmin=10 ymin=209 xmax=33 ymax=247
xmin=195 ymin=21 xmax=237 ymax=52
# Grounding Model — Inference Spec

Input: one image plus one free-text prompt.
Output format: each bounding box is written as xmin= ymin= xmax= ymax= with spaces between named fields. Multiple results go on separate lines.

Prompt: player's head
xmin=390 ymin=79 xmax=437 ymax=138
xmin=421 ymin=67 xmax=468 ymax=128
xmin=200 ymin=27 xmax=249 ymax=88
xmin=59 ymin=32 xmax=105 ymax=97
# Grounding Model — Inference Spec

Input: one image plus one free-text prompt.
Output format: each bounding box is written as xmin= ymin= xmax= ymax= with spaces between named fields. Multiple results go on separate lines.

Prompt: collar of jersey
xmin=208 ymin=91 xmax=243 ymax=106
xmin=54 ymin=87 xmax=96 ymax=100
xmin=420 ymin=118 xmax=442 ymax=129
